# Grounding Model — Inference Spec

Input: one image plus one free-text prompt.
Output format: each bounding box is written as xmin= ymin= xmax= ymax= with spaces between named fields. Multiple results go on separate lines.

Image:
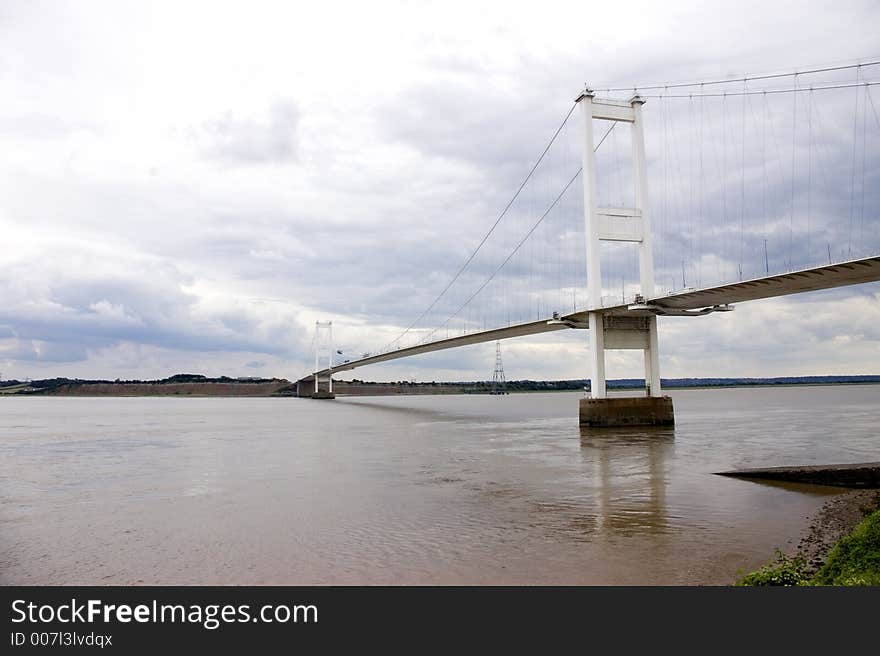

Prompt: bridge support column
xmin=645 ymin=315 xmax=661 ymax=397
xmin=588 ymin=311 xmax=606 ymax=398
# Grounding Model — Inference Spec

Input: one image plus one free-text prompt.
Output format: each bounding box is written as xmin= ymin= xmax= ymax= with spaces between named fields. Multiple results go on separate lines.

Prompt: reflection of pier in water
xmin=579 ymin=427 xmax=674 ymax=537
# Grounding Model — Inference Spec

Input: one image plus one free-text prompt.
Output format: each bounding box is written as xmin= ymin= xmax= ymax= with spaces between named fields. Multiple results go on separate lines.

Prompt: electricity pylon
xmin=491 ymin=341 xmax=508 ymax=395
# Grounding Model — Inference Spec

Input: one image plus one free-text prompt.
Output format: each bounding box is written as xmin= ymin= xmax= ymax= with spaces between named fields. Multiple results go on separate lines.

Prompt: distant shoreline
xmin=643 ymin=381 xmax=880 ymax=390
xmin=1 ymin=374 xmax=879 ymax=398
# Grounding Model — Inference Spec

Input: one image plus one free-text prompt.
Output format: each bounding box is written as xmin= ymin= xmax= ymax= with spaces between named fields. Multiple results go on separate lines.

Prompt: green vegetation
xmin=2 ymin=374 xmax=880 ymax=395
xmin=358 ymin=375 xmax=880 ymax=394
xmin=811 ymin=508 xmax=880 ymax=586
xmin=737 ymin=550 xmax=809 ymax=586
xmin=458 ymin=375 xmax=880 ymax=393
xmin=737 ymin=508 xmax=880 ymax=586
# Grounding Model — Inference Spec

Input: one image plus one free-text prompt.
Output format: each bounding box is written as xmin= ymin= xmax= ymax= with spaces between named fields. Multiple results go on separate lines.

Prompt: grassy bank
xmin=737 ymin=505 xmax=880 ymax=586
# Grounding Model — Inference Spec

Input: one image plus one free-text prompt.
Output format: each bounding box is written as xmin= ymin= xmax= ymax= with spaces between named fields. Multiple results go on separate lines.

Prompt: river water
xmin=1 ymin=385 xmax=878 ymax=585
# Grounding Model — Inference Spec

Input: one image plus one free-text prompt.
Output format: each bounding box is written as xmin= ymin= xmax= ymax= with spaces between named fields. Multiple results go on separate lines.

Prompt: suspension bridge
xmin=296 ymin=61 xmax=880 ymax=425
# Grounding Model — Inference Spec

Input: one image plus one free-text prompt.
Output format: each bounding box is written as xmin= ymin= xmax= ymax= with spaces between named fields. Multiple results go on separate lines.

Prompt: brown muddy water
xmin=1 ymin=385 xmax=878 ymax=585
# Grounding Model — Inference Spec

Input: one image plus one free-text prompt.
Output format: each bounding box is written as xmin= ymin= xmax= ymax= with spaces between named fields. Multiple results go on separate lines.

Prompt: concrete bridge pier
xmin=579 ymin=396 xmax=674 ymax=427
xmin=295 ymin=377 xmax=335 ymax=399
xmin=305 ymin=379 xmax=335 ymax=399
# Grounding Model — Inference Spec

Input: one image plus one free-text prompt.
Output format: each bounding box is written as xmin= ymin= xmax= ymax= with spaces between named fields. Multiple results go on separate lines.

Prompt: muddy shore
xmin=786 ymin=488 xmax=880 ymax=578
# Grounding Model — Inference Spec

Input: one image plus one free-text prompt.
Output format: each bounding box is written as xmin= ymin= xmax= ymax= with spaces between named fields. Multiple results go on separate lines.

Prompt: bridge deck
xmin=299 ymin=255 xmax=880 ymax=383
xmin=647 ymin=255 xmax=880 ymax=311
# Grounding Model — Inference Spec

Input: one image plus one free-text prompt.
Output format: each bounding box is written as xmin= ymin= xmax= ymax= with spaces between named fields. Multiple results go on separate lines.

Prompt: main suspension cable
xmin=382 ymin=102 xmax=578 ymax=351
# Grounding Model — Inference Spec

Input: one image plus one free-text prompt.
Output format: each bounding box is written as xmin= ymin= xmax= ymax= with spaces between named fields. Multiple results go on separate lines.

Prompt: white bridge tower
xmin=577 ymin=90 xmax=672 ymax=425
xmin=312 ymin=320 xmax=335 ymax=399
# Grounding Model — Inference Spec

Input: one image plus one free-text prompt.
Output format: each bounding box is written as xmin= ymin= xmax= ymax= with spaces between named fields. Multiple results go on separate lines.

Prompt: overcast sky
xmin=1 ymin=0 xmax=879 ymax=383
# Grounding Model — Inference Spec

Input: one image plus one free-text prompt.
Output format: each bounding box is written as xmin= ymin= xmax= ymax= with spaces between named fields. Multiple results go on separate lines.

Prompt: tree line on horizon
xmin=2 ymin=373 xmax=879 ymax=393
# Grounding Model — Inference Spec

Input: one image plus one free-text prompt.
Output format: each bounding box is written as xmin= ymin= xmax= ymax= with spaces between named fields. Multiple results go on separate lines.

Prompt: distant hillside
xmin=0 ymin=374 xmax=291 ymax=397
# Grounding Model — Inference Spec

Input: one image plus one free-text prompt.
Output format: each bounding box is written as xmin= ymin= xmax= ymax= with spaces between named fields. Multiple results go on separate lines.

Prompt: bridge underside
xmin=296 ymin=255 xmax=880 ymax=392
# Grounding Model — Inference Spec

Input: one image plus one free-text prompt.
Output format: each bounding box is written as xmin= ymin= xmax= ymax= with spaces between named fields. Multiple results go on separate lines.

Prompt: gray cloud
xmin=1 ymin=1 xmax=878 ymax=382
xmin=193 ymin=99 xmax=300 ymax=165
xmin=0 ymin=252 xmax=311 ymax=365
